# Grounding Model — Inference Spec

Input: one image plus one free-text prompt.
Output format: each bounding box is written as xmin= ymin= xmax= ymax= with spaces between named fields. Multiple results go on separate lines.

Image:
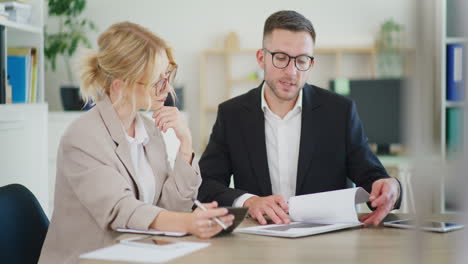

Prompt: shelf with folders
xmin=0 ymin=0 xmax=49 ymax=215
xmin=0 ymin=0 xmax=44 ymax=104
xmin=438 ymin=1 xmax=466 ymax=160
xmin=435 ymin=0 xmax=466 ymax=213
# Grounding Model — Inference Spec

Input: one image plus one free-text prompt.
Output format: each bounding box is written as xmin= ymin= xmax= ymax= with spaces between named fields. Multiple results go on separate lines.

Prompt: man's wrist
xmin=233 ymin=193 xmax=257 ymax=207
xmin=244 ymin=196 xmax=258 ymax=207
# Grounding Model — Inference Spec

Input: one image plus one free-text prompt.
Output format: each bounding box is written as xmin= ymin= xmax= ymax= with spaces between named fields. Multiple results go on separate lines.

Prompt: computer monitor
xmin=329 ymin=78 xmax=403 ymax=155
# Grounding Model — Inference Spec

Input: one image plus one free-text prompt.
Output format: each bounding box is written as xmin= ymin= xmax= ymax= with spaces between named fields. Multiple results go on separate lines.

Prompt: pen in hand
xmin=193 ymin=199 xmax=228 ymax=230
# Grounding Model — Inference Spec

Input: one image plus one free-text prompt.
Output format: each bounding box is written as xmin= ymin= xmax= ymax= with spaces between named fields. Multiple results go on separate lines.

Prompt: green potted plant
xmin=45 ymin=0 xmax=97 ymax=110
xmin=375 ymin=18 xmax=405 ymax=78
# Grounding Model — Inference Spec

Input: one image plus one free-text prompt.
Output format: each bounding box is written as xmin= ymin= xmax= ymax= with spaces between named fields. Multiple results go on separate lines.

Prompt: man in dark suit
xmin=198 ymin=10 xmax=401 ymax=226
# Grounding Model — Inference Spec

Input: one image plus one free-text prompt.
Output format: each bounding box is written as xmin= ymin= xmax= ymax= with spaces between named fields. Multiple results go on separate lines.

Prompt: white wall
xmin=45 ymin=0 xmax=417 ymax=151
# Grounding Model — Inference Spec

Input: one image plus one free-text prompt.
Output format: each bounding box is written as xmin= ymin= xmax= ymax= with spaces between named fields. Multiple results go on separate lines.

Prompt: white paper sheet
xmin=116 ymin=228 xmax=187 ymax=237
xmin=236 ymin=222 xmax=362 ymax=238
xmin=79 ymin=241 xmax=210 ymax=263
xmin=235 ymin=188 xmax=369 ymax=238
xmin=288 ymin=187 xmax=369 ymax=224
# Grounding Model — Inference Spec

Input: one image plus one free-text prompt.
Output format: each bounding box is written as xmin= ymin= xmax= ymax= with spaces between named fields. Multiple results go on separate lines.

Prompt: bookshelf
xmin=438 ymin=0 xmax=466 ymax=159
xmin=0 ymin=0 xmax=48 ymax=214
xmin=436 ymin=0 xmax=465 ymax=213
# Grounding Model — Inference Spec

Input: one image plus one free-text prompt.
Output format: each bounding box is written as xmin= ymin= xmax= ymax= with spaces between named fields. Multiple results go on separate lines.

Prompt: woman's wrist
xmin=179 ymin=134 xmax=192 ymax=151
xmin=151 ymin=211 xmax=192 ymax=233
xmin=183 ymin=213 xmax=193 ymax=234
xmin=179 ymin=137 xmax=194 ymax=164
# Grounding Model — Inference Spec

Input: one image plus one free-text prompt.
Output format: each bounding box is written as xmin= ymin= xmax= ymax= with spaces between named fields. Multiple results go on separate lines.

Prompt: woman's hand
xmin=152 ymin=106 xmax=193 ymax=163
xmin=186 ymin=201 xmax=234 ymax=239
xmin=153 ymin=106 xmax=190 ymax=142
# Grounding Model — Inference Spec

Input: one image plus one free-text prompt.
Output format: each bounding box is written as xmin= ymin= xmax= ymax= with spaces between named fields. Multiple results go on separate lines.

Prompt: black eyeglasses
xmin=263 ymin=48 xmax=314 ymax=71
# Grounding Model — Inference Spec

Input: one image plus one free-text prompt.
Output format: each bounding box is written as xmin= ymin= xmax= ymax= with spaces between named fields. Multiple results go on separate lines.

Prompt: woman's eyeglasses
xmin=138 ymin=62 xmax=178 ymax=96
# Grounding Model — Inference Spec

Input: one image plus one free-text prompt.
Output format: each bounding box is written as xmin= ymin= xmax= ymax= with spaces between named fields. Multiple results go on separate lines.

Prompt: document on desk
xmin=79 ymin=241 xmax=210 ymax=263
xmin=236 ymin=187 xmax=369 ymax=238
xmin=116 ymin=228 xmax=187 ymax=237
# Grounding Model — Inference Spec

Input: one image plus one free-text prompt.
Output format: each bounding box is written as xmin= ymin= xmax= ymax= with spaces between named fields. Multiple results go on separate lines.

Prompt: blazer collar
xmin=95 ymin=95 xmax=143 ymax=199
xmin=96 ymin=95 xmax=127 ymax=145
xmin=296 ymin=84 xmax=323 ymax=194
xmin=238 ymin=83 xmax=272 ymax=195
xmin=240 ymin=82 xmax=323 ymax=195
xmin=141 ymin=116 xmax=168 ymax=205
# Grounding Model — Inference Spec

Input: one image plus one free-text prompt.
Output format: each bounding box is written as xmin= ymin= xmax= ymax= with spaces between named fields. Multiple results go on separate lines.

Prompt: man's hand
xmin=359 ymin=178 xmax=400 ymax=226
xmin=244 ymin=195 xmax=290 ymax=225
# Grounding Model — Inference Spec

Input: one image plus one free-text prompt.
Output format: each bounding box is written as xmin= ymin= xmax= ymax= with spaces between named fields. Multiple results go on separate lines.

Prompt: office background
xmin=1 ymin=1 xmax=467 ymax=257
xmin=44 ymin=0 xmax=417 ymax=151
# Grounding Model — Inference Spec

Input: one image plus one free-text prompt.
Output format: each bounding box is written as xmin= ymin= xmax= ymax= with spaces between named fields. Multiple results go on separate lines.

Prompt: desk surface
xmin=80 ymin=214 xmax=461 ymax=264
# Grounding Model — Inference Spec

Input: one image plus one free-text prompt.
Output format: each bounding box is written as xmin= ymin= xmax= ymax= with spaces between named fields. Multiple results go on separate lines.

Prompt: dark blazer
xmin=198 ymin=83 xmax=401 ymax=208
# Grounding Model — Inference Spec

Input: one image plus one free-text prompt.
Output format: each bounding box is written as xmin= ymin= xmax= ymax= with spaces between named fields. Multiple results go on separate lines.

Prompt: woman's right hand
xmin=186 ymin=201 xmax=234 ymax=239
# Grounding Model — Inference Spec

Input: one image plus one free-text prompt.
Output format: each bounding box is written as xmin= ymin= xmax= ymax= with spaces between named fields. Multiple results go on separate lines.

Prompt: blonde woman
xmin=39 ymin=22 xmax=233 ymax=264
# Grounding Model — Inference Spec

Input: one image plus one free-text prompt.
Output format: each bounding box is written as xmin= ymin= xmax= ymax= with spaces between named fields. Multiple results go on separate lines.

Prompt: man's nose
xmin=283 ymin=58 xmax=298 ymax=76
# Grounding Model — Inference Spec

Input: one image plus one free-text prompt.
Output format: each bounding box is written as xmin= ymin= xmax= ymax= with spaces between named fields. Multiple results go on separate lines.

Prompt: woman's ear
xmin=110 ymin=79 xmax=123 ymax=97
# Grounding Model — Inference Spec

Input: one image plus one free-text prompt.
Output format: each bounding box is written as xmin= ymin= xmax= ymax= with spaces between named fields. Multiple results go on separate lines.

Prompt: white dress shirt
xmin=233 ymin=84 xmax=303 ymax=207
xmin=125 ymin=114 xmax=156 ymax=204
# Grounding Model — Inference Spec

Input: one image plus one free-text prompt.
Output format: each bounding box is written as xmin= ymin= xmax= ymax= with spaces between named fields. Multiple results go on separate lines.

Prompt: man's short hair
xmin=263 ymin=10 xmax=316 ymax=45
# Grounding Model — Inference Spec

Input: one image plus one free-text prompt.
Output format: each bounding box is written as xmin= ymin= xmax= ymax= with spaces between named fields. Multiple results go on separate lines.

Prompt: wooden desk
xmin=80 ymin=214 xmax=461 ymax=264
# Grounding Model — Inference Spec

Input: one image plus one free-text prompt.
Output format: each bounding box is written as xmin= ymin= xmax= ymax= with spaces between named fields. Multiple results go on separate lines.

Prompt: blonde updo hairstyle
xmin=80 ymin=21 xmax=176 ymax=110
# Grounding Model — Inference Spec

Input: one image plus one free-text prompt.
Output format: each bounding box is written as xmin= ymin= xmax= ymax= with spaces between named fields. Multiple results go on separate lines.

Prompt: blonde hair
xmin=80 ymin=21 xmax=177 ymax=109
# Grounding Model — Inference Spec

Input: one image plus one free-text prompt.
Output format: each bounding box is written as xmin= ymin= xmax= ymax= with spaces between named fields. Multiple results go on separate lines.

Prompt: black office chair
xmin=0 ymin=184 xmax=49 ymax=264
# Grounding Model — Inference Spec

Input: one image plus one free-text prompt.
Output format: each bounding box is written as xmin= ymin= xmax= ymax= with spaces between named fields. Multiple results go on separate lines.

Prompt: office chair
xmin=0 ymin=184 xmax=49 ymax=264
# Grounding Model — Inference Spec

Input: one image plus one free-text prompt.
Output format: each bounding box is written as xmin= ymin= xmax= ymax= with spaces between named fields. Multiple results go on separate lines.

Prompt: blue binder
xmin=7 ymin=56 xmax=28 ymax=103
xmin=446 ymin=44 xmax=464 ymax=101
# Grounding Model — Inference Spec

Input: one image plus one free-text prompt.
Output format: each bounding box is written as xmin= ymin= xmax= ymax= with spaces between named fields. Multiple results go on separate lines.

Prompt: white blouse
xmin=125 ymin=115 xmax=156 ymax=204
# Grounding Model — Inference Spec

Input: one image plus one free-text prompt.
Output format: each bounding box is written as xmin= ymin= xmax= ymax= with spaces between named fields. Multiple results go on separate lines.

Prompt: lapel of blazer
xmin=96 ymin=96 xmax=143 ymax=200
xmin=239 ymin=84 xmax=272 ymax=196
xmin=296 ymin=84 xmax=323 ymax=194
xmin=141 ymin=116 xmax=167 ymax=205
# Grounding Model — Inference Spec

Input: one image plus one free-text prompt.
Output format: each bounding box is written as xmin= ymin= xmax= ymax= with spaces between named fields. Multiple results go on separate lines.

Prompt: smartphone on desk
xmin=384 ymin=219 xmax=464 ymax=233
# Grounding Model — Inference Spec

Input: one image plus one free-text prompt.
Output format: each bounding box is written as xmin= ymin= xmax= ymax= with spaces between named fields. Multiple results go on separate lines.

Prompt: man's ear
xmin=256 ymin=49 xmax=265 ymax=70
xmin=309 ymin=58 xmax=315 ymax=70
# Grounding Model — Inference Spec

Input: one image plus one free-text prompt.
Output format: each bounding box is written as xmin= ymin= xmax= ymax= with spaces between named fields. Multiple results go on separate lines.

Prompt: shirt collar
xmin=261 ymin=82 xmax=303 ymax=113
xmin=125 ymin=114 xmax=149 ymax=145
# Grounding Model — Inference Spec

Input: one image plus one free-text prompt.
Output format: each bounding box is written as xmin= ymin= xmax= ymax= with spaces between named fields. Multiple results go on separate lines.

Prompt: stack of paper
xmin=236 ymin=187 xmax=370 ymax=238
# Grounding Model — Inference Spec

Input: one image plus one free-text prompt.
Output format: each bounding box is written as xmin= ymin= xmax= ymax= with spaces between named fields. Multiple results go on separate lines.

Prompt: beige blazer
xmin=39 ymin=96 xmax=201 ymax=264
